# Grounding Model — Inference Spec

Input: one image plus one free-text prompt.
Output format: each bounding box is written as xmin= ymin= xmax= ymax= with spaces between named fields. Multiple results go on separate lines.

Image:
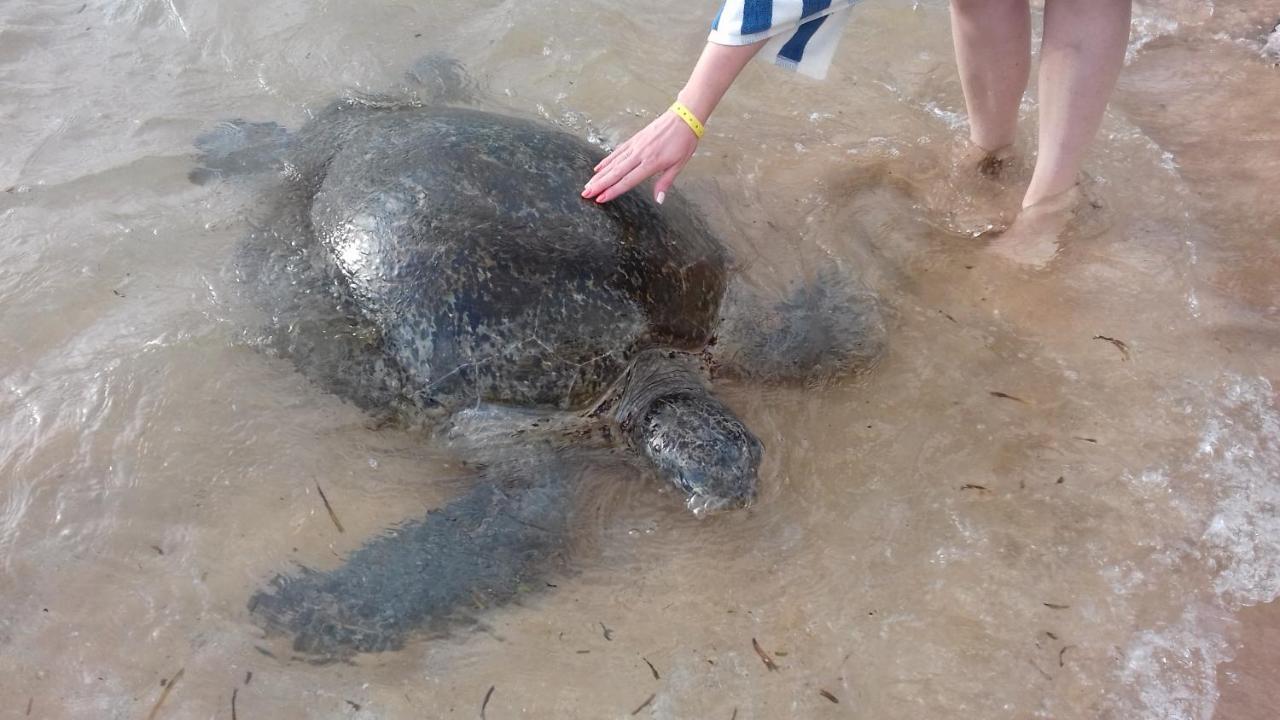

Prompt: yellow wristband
xmin=669 ymin=101 xmax=705 ymax=140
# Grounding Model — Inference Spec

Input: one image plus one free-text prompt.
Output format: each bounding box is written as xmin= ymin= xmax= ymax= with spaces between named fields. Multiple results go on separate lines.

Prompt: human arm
xmin=581 ymin=38 xmax=767 ymax=204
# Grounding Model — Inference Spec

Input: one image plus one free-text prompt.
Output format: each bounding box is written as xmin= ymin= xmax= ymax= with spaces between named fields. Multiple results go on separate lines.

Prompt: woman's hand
xmin=579 ymin=39 xmax=766 ymax=205
xmin=581 ymin=111 xmax=699 ymax=204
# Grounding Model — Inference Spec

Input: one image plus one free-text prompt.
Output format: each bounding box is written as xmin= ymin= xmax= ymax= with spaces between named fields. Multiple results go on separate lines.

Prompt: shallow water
xmin=2 ymin=0 xmax=1278 ymax=718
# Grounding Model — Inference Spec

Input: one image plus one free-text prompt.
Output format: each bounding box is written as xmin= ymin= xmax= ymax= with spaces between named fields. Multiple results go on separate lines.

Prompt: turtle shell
xmin=289 ymin=104 xmax=728 ymax=410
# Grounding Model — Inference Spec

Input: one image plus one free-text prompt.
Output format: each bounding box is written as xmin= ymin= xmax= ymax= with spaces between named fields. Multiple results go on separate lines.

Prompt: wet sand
xmin=1217 ymin=600 xmax=1280 ymax=719
xmin=1 ymin=1 xmax=1278 ymax=718
xmin=1114 ymin=5 xmax=1280 ymax=717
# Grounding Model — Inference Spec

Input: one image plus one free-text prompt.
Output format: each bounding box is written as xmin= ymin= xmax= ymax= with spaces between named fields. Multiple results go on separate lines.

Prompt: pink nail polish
xmin=656 ymin=191 xmax=666 ymax=205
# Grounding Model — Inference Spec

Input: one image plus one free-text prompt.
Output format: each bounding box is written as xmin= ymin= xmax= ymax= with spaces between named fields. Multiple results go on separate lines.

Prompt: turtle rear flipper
xmin=248 ymin=455 xmax=575 ymax=657
xmin=714 ymin=267 xmax=886 ymax=384
xmin=189 ymin=119 xmax=292 ymax=185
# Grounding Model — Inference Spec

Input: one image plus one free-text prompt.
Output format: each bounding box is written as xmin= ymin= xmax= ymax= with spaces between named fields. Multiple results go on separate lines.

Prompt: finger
xmin=587 ymin=145 xmax=643 ymax=189
xmin=652 ymin=162 xmax=684 ymax=204
xmin=594 ymin=133 xmax=642 ymax=173
xmin=585 ymin=156 xmax=639 ymax=198
xmin=585 ymin=152 xmax=623 ymax=196
xmin=591 ymin=147 xmax=629 ymax=179
xmin=593 ymin=140 xmax=632 ymax=173
xmin=592 ymin=149 xmax=619 ymax=174
xmin=583 ymin=153 xmax=643 ymax=199
xmin=595 ymin=160 xmax=660 ymax=203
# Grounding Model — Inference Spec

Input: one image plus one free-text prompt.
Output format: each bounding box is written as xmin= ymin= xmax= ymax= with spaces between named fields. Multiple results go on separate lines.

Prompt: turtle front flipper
xmin=400 ymin=54 xmax=475 ymax=105
xmin=188 ymin=54 xmax=474 ymax=187
xmin=713 ymin=267 xmax=886 ymax=384
xmin=248 ymin=455 xmax=575 ymax=657
xmin=189 ymin=119 xmax=292 ymax=185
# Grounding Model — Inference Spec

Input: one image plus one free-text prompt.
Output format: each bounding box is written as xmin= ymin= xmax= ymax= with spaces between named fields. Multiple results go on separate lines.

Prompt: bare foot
xmin=986 ymin=185 xmax=1082 ymax=268
xmin=914 ymin=142 xmax=1025 ymax=238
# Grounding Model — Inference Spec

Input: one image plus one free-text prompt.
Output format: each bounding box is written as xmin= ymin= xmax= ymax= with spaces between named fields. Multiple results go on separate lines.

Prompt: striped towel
xmin=709 ymin=0 xmax=860 ymax=80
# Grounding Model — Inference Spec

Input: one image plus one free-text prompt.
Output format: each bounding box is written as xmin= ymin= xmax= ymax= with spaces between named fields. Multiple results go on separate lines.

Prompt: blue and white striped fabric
xmin=709 ymin=0 xmax=860 ymax=79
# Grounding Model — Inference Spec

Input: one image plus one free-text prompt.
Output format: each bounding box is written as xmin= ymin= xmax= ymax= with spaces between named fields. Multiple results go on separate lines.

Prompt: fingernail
xmin=656 ymin=191 xmax=665 ymax=205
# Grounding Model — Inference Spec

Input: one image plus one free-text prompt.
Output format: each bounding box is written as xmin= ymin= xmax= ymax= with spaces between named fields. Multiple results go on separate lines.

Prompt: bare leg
xmin=925 ymin=0 xmax=1032 ymax=238
xmin=1022 ymin=0 xmax=1132 ymax=207
xmin=950 ymin=0 xmax=1032 ymax=153
xmin=987 ymin=0 xmax=1132 ymax=266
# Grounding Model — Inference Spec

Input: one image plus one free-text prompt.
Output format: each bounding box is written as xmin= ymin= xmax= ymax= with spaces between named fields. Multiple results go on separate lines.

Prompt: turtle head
xmin=635 ymin=393 xmax=763 ymax=517
xmin=613 ymin=351 xmax=762 ymax=517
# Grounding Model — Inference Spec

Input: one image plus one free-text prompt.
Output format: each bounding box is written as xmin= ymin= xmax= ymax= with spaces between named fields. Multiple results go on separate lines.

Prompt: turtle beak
xmin=684 ymin=487 xmax=757 ymax=519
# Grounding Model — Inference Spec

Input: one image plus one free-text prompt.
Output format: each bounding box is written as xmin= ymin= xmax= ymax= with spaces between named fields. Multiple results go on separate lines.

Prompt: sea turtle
xmin=195 ymin=58 xmax=884 ymax=657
